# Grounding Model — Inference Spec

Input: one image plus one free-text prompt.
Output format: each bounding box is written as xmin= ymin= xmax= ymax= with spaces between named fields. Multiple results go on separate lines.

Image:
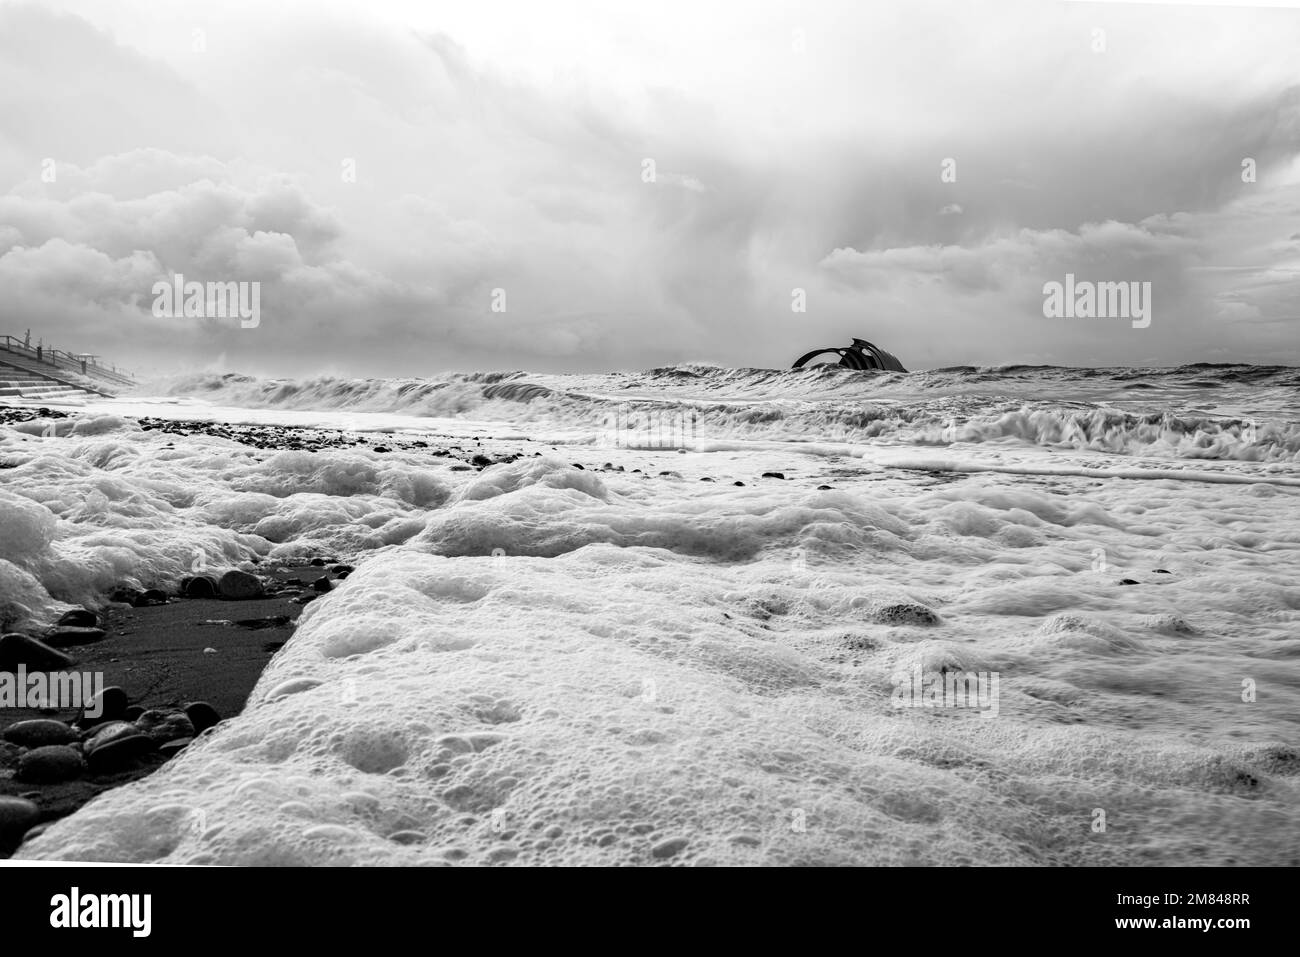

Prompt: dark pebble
xmin=135 ymin=709 xmax=196 ymax=744
xmin=42 ymin=626 xmax=107 ymax=649
xmin=3 ymin=719 xmax=77 ymax=748
xmin=312 ymin=576 xmax=333 ymax=593
xmin=85 ymin=733 xmax=155 ymax=775
xmin=0 ymin=633 xmax=75 ymax=672
xmin=133 ymin=588 xmax=168 ymax=607
xmin=1119 ymin=579 xmax=1140 ymax=586
xmin=56 ymin=609 xmax=97 ymax=628
xmin=218 ymin=569 xmax=264 ymax=600
xmin=0 ymin=797 xmax=40 ymax=854
xmin=16 ymin=745 xmax=85 ymax=784
xmin=184 ymin=701 xmax=222 ymax=735
xmin=83 ymin=721 xmax=140 ymax=752
xmin=79 ymin=686 xmax=130 ymax=726
xmin=183 ymin=576 xmax=219 ymax=598
xmin=761 ymin=472 xmax=785 ymax=480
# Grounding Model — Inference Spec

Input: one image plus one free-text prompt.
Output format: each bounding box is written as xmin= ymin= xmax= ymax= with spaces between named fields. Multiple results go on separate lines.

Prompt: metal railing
xmin=0 ymin=336 xmax=136 ymax=389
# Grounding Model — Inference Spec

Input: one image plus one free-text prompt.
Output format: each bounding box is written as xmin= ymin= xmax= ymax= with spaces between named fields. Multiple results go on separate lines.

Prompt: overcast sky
xmin=1 ymin=0 xmax=1297 ymax=377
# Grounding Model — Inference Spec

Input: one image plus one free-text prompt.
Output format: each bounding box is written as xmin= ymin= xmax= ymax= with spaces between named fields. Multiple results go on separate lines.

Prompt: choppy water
xmin=2 ymin=363 xmax=1297 ymax=864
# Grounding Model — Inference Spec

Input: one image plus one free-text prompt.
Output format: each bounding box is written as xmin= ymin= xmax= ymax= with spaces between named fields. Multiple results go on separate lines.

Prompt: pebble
xmin=182 ymin=576 xmax=219 ymax=598
xmin=218 ymin=569 xmax=264 ymax=600
xmin=85 ymin=733 xmax=155 ymax=775
xmin=41 ymin=626 xmax=107 ymax=649
xmin=79 ymin=686 xmax=130 ymax=726
xmin=16 ymin=745 xmax=86 ymax=784
xmin=761 ymin=471 xmax=785 ymax=480
xmin=184 ymin=701 xmax=222 ymax=735
xmin=312 ymin=576 xmax=333 ymax=593
xmin=84 ymin=721 xmax=142 ymax=753
xmin=2 ymin=719 xmax=77 ymax=749
xmin=0 ymin=633 xmax=75 ymax=672
xmin=134 ymin=709 xmax=196 ymax=744
xmin=134 ymin=588 xmax=168 ymax=607
xmin=0 ymin=796 xmax=40 ymax=853
xmin=56 ymin=609 xmax=97 ymax=628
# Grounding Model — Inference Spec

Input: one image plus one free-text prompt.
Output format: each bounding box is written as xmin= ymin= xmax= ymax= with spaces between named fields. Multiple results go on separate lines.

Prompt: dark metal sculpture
xmin=792 ymin=337 xmax=907 ymax=372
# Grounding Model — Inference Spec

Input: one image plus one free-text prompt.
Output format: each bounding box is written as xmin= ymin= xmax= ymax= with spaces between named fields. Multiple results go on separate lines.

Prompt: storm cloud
xmin=0 ymin=0 xmax=1297 ymax=376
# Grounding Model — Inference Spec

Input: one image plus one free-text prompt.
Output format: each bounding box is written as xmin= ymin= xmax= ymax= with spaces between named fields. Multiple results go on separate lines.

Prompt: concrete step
xmin=3 ymin=385 xmax=86 ymax=398
xmin=0 ymin=360 xmax=109 ymax=398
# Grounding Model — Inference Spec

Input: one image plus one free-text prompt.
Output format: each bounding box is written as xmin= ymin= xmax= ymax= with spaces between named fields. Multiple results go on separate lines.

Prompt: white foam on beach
xmin=3 ymin=370 xmax=1298 ymax=865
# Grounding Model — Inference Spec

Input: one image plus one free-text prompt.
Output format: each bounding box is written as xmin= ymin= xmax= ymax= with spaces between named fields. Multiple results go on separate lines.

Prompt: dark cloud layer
xmin=0 ymin=0 xmax=1297 ymax=376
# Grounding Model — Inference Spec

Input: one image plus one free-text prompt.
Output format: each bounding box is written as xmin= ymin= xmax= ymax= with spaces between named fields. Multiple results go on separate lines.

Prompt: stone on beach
xmin=184 ymin=701 xmax=222 ymax=735
xmin=86 ymin=734 xmax=156 ymax=774
xmin=2 ymin=719 xmax=77 ymax=749
xmin=56 ymin=609 xmax=97 ymax=628
xmin=84 ymin=720 xmax=142 ymax=753
xmin=78 ymin=686 xmax=130 ymax=726
xmin=0 ymin=797 xmax=40 ymax=854
xmin=84 ymin=723 xmax=157 ymax=774
xmin=41 ymin=626 xmax=107 ymax=648
xmin=218 ymin=569 xmax=264 ymax=600
xmin=0 ymin=633 xmax=75 ymax=672
xmin=182 ymin=575 xmax=219 ymax=598
xmin=16 ymin=745 xmax=86 ymax=784
xmin=134 ymin=709 xmax=196 ymax=744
